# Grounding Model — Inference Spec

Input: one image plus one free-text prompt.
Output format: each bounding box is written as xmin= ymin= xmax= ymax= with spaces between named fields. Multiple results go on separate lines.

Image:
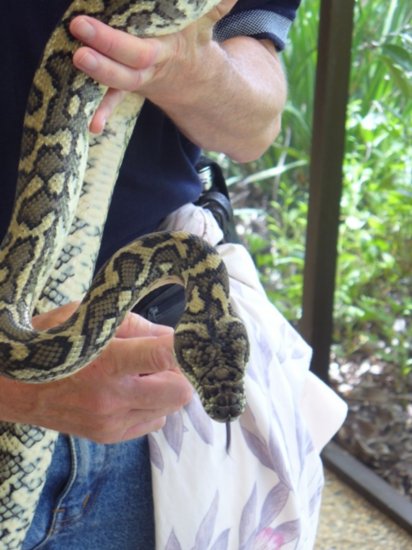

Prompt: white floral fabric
xmin=149 ymin=204 xmax=347 ymax=549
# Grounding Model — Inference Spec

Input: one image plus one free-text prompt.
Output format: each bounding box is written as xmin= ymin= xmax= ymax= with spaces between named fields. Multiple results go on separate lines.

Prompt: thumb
xmin=32 ymin=302 xmax=80 ymax=330
xmin=115 ymin=311 xmax=174 ymax=339
xmin=89 ymin=88 xmax=127 ymax=134
xmin=99 ymin=332 xmax=177 ymax=376
xmin=207 ymin=0 xmax=238 ymax=23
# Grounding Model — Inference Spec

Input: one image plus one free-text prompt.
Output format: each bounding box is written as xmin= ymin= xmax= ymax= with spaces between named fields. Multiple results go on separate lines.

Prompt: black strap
xmin=195 ymin=157 xmax=240 ymax=244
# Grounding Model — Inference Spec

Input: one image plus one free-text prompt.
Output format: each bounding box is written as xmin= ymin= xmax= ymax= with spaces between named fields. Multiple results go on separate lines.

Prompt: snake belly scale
xmin=0 ymin=1 xmax=249 ymax=547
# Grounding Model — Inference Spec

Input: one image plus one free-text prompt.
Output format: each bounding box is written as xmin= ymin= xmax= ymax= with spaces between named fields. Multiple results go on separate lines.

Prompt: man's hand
xmin=0 ymin=303 xmax=193 ymax=444
xmin=69 ymin=0 xmax=237 ymax=133
xmin=69 ymin=0 xmax=287 ymax=161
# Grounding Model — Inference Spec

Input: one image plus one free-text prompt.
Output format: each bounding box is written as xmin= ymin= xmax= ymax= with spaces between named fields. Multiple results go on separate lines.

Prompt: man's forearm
xmin=151 ymin=36 xmax=287 ymax=162
xmin=70 ymin=5 xmax=287 ymax=162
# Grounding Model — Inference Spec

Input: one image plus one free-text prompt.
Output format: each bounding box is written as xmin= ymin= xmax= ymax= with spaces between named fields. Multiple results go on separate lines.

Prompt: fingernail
xmin=74 ymin=18 xmax=96 ymax=41
xmin=78 ymin=51 xmax=98 ymax=71
xmin=97 ymin=117 xmax=107 ymax=134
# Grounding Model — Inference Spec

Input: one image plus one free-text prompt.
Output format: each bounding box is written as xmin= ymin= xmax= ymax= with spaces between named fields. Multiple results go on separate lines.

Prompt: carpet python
xmin=0 ymin=1 xmax=249 ymax=546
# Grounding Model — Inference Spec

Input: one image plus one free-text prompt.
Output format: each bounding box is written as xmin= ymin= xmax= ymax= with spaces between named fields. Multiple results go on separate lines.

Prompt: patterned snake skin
xmin=0 ymin=1 xmax=249 ymax=546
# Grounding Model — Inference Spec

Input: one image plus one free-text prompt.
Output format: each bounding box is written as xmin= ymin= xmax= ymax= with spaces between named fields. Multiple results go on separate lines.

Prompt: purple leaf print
xmin=163 ymin=411 xmax=184 ymax=458
xmin=210 ymin=528 xmax=230 ymax=550
xmin=274 ymin=322 xmax=288 ymax=365
xmin=258 ymin=483 xmax=290 ymax=531
xmin=258 ymin=331 xmax=274 ymax=365
xmin=271 ymin=520 xmax=301 ymax=545
xmin=268 ymin=429 xmax=292 ymax=488
xmin=165 ymin=529 xmax=183 ymax=550
xmin=240 ymin=405 xmax=292 ymax=483
xmin=246 ymin=328 xmax=270 ymax=387
xmin=240 ymin=404 xmax=258 ymax=432
xmin=308 ymin=483 xmax=323 ymax=517
xmin=247 ymin=360 xmax=259 ymax=384
xmin=185 ymin=396 xmax=214 ymax=445
xmin=253 ymin=528 xmax=282 ymax=550
xmin=239 ymin=484 xmax=257 ymax=549
xmin=255 ymin=332 xmax=273 ymax=388
xmin=148 ymin=435 xmax=164 ymax=472
xmin=191 ymin=491 xmax=219 ymax=550
xmin=241 ymin=427 xmax=274 ymax=471
xmin=294 ymin=407 xmax=314 ymax=474
xmin=291 ymin=345 xmax=306 ymax=360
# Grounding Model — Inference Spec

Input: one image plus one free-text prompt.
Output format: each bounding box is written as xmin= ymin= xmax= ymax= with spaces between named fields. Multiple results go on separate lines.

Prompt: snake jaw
xmin=201 ymin=389 xmax=247 ymax=423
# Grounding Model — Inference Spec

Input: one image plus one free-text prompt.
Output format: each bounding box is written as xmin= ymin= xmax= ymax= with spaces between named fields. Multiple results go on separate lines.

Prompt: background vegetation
xmin=216 ymin=0 xmax=412 ymax=376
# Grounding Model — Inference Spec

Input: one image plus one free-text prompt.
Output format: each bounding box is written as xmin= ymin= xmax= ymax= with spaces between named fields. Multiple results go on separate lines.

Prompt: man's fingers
xmin=33 ymin=305 xmax=173 ymax=340
xmin=79 ymin=371 xmax=193 ymax=442
xmin=32 ymin=302 xmax=80 ymax=330
xmin=70 ymin=16 xmax=164 ymax=69
xmin=209 ymin=0 xmax=238 ymax=22
xmin=99 ymin=333 xmax=178 ymax=376
xmin=89 ymin=88 xmax=126 ymax=133
xmin=126 ymin=370 xmax=193 ymax=409
xmin=73 ymin=46 xmax=156 ymax=91
xmin=115 ymin=311 xmax=174 ymax=339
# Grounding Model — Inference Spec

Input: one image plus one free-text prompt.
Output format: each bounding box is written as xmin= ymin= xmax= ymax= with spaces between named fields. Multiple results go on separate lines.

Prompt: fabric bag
xmin=148 ymin=204 xmax=347 ymax=550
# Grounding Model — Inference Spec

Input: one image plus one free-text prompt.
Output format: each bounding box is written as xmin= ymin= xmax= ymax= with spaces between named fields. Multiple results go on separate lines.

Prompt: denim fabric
xmin=23 ymin=434 xmax=155 ymax=549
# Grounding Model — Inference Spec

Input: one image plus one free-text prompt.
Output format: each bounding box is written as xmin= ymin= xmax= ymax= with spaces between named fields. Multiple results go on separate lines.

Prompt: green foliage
xmin=223 ymin=0 xmax=412 ymax=372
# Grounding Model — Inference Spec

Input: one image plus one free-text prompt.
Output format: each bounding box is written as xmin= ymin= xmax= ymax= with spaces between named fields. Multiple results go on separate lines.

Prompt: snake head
xmin=174 ymin=312 xmax=249 ymax=423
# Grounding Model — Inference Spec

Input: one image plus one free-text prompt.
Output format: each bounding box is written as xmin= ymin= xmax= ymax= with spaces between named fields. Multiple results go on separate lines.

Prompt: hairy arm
xmin=69 ymin=0 xmax=287 ymax=162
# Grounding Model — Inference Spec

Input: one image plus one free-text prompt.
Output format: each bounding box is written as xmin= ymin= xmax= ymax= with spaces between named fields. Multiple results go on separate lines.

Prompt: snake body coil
xmin=0 ymin=1 xmax=249 ymax=547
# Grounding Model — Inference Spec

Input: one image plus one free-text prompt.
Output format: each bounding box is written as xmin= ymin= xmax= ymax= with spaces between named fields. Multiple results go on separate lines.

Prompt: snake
xmin=0 ymin=1 xmax=249 ymax=547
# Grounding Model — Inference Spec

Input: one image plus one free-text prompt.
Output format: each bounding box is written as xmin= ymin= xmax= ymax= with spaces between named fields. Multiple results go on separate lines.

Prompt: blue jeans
xmin=23 ymin=434 xmax=155 ymax=549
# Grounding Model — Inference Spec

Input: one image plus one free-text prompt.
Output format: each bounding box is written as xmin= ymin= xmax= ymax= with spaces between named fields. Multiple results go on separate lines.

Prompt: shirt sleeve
xmin=213 ymin=0 xmax=301 ymax=51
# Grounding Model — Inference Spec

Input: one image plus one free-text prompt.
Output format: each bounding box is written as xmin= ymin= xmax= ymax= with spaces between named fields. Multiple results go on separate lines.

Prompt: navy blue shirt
xmin=0 ymin=0 xmax=300 ymax=267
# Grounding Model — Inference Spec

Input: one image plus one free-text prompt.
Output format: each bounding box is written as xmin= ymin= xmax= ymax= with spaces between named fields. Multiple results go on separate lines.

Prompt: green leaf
xmin=381 ymin=57 xmax=412 ymax=97
xmin=380 ymin=43 xmax=412 ymax=73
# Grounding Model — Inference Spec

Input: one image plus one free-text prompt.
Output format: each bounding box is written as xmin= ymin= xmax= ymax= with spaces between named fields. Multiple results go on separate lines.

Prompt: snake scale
xmin=0 ymin=1 xmax=249 ymax=546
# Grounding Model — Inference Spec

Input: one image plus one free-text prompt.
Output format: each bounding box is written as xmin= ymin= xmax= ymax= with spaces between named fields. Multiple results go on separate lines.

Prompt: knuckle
xmin=129 ymin=70 xmax=144 ymax=91
xmin=151 ymin=345 xmax=173 ymax=371
xmin=116 ymin=311 xmax=136 ymax=335
xmin=130 ymin=38 xmax=156 ymax=70
xmin=179 ymin=383 xmax=194 ymax=407
xmin=101 ymin=32 xmax=117 ymax=58
xmin=98 ymin=341 xmax=118 ymax=372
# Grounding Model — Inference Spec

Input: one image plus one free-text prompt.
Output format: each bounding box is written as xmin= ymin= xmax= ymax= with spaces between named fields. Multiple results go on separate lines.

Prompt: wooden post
xmin=299 ymin=0 xmax=355 ymax=381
